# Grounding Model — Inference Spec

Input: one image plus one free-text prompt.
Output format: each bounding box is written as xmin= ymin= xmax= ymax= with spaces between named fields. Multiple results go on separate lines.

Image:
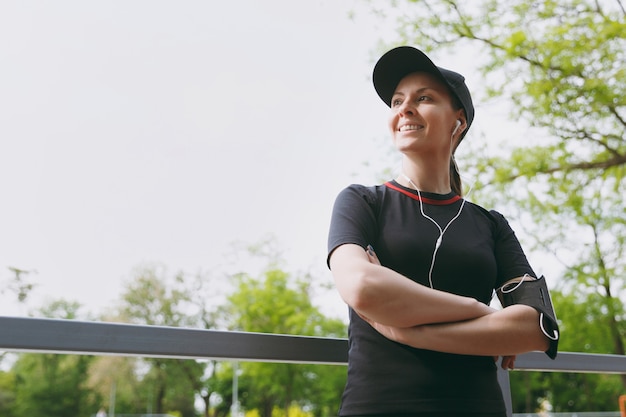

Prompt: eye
xmin=391 ymin=98 xmax=403 ymax=107
xmin=417 ymin=95 xmax=431 ymax=102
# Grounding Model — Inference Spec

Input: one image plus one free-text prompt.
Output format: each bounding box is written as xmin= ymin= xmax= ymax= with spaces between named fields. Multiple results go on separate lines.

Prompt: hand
xmin=365 ymin=244 xmax=381 ymax=265
xmin=496 ymin=355 xmax=517 ymax=370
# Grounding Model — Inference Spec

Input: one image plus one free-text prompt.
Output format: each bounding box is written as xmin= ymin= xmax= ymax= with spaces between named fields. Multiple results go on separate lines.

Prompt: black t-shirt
xmin=327 ymin=181 xmax=535 ymax=416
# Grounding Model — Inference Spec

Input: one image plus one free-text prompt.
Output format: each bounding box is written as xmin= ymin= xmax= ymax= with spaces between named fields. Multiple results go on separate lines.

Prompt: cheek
xmin=387 ymin=112 xmax=397 ymax=134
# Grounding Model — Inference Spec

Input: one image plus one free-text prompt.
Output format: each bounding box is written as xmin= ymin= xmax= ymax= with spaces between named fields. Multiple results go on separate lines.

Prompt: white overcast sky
xmin=0 ymin=0 xmax=396 ymax=318
xmin=0 ymin=1 xmax=552 ymax=319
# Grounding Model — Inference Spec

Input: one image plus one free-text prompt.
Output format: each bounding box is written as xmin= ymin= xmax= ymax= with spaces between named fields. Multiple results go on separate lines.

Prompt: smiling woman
xmin=326 ymin=46 xmax=559 ymax=417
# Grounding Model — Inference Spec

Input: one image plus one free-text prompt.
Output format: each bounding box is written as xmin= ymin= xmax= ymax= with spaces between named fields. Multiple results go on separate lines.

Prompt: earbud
xmin=452 ymin=119 xmax=462 ymax=136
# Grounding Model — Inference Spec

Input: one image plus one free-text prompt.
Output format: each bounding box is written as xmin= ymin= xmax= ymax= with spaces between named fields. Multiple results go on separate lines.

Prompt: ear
xmin=451 ymin=116 xmax=467 ymax=152
xmin=454 ymin=119 xmax=462 ymax=131
xmin=455 ymin=113 xmax=467 ymax=134
xmin=453 ymin=117 xmax=467 ymax=141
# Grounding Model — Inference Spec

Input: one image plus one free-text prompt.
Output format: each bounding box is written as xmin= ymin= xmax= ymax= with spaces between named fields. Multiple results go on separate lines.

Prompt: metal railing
xmin=1 ymin=316 xmax=625 ymax=417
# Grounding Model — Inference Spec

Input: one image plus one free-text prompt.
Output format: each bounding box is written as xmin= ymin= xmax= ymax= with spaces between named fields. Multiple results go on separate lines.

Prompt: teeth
xmin=399 ymin=125 xmax=420 ymax=132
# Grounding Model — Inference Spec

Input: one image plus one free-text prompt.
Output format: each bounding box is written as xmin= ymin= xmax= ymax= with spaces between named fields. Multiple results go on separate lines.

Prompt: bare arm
xmin=329 ymin=243 xmax=494 ymax=327
xmin=351 ymin=246 xmax=543 ymax=368
xmin=367 ymin=304 xmax=550 ymax=357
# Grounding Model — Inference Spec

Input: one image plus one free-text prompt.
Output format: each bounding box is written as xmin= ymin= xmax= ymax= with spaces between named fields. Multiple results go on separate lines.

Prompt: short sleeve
xmin=327 ymin=185 xmax=379 ymax=268
xmin=490 ymin=210 xmax=536 ymax=287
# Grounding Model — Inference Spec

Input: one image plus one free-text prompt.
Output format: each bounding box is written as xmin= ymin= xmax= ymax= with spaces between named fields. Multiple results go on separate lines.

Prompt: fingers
xmin=500 ymin=355 xmax=516 ymax=370
xmin=366 ymin=244 xmax=381 ymax=265
xmin=494 ymin=355 xmax=516 ymax=370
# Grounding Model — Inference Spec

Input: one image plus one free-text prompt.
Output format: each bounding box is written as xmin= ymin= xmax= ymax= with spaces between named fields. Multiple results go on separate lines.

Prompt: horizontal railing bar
xmin=0 ymin=316 xmax=348 ymax=365
xmin=1 ymin=317 xmax=625 ymax=374
xmin=514 ymin=351 xmax=626 ymax=374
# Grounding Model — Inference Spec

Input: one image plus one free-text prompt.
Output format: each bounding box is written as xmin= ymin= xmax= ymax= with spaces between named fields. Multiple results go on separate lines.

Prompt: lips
xmin=399 ymin=124 xmax=423 ymax=132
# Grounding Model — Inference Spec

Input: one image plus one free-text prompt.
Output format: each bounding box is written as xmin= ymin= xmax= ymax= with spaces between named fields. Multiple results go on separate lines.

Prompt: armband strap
xmin=496 ymin=275 xmax=560 ymax=359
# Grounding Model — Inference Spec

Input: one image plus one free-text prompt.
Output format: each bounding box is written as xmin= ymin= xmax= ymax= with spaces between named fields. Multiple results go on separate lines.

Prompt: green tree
xmin=0 ymin=266 xmax=37 ymax=304
xmin=209 ymin=362 xmax=239 ymax=417
xmin=86 ymin=356 xmax=146 ymax=415
xmin=221 ymin=267 xmax=347 ymax=417
xmin=10 ymin=300 xmax=96 ymax=417
xmin=193 ymin=360 xmax=231 ymax=417
xmin=116 ymin=264 xmax=210 ymax=417
xmin=12 ymin=353 xmax=94 ymax=417
xmin=507 ymin=288 xmax=625 ymax=411
xmin=364 ymin=0 xmax=625 ymax=411
xmin=541 ymin=290 xmax=624 ymax=411
xmin=0 ymin=370 xmax=16 ymax=417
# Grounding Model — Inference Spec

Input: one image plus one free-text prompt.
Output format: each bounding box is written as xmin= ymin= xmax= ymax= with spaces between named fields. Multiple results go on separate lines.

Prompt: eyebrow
xmin=392 ymin=86 xmax=438 ymax=97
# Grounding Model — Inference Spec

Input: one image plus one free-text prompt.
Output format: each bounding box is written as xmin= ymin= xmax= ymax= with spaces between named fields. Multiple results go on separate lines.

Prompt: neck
xmin=398 ymin=157 xmax=451 ymax=194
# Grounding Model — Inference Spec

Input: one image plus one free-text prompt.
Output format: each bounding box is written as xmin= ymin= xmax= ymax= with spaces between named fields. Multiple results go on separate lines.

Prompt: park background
xmin=0 ymin=0 xmax=624 ymax=416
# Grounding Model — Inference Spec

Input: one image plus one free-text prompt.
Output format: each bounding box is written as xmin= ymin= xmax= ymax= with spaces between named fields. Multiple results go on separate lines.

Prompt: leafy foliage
xmin=115 ymin=264 xmax=210 ymax=417
xmin=220 ymin=268 xmax=347 ymax=417
xmin=2 ymin=242 xmax=347 ymax=417
xmin=0 ymin=371 xmax=16 ymax=417
xmin=10 ymin=301 xmax=97 ymax=417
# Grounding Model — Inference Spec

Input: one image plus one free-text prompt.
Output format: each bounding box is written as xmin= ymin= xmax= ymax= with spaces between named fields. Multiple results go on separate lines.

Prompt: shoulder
xmin=485 ymin=208 xmax=516 ymax=232
xmin=465 ymin=201 xmax=511 ymax=225
xmin=463 ymin=202 xmax=520 ymax=240
xmin=334 ymin=183 xmax=385 ymax=207
xmin=339 ymin=183 xmax=381 ymax=196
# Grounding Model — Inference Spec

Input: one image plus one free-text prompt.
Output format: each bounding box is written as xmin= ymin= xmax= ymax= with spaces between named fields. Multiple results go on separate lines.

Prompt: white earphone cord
xmin=401 ymin=174 xmax=467 ymax=289
xmin=402 ymin=126 xmax=474 ymax=288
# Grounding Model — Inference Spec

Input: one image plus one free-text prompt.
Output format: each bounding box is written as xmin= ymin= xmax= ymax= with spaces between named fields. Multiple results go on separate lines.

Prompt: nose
xmin=397 ymin=100 xmax=414 ymax=116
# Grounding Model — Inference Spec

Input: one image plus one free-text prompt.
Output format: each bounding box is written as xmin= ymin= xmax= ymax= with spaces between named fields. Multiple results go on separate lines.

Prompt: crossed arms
xmin=329 ymin=244 xmax=551 ymax=368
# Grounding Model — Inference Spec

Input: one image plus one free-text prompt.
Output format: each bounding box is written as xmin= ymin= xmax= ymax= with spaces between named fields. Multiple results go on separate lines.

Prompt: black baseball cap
xmin=373 ymin=46 xmax=475 ymax=139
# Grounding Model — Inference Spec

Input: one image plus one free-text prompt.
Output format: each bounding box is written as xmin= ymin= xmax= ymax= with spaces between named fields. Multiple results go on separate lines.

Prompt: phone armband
xmin=496 ymin=275 xmax=560 ymax=359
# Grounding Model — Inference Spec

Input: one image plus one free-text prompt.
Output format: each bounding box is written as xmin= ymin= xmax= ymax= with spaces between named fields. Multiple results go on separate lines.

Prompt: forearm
xmin=330 ymin=244 xmax=494 ymax=327
xmin=348 ymin=264 xmax=493 ymax=327
xmin=389 ymin=304 xmax=550 ymax=356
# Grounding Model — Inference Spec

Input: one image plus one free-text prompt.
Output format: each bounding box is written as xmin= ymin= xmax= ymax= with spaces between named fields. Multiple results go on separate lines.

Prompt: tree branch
xmin=508 ymin=153 xmax=626 ymax=181
xmin=545 ymin=154 xmax=626 ymax=173
xmin=566 ymin=128 xmax=623 ymax=158
xmin=609 ymin=104 xmax=626 ymax=128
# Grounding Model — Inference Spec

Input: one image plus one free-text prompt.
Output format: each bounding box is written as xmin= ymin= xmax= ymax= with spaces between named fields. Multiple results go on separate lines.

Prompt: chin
xmin=393 ymin=139 xmax=422 ymax=152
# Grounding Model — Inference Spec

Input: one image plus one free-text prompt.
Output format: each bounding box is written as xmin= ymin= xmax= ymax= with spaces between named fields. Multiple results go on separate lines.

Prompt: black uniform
xmin=327 ymin=180 xmax=535 ymax=416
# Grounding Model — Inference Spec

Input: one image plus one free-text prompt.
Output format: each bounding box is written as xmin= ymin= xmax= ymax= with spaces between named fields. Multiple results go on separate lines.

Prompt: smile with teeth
xmin=399 ymin=124 xmax=422 ymax=132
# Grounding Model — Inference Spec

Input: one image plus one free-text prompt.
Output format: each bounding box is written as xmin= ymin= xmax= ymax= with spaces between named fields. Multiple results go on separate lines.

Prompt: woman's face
xmin=388 ymin=72 xmax=462 ymax=156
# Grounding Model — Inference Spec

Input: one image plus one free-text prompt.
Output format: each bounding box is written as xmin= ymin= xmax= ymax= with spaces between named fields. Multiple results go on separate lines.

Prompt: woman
xmin=327 ymin=46 xmax=559 ymax=416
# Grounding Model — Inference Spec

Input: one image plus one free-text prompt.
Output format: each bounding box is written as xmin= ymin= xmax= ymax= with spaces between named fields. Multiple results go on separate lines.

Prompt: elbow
xmin=501 ymin=304 xmax=554 ymax=353
xmin=329 ymin=244 xmax=385 ymax=313
xmin=538 ymin=336 xmax=551 ymax=353
xmin=336 ymin=268 xmax=380 ymax=312
xmin=524 ymin=331 xmax=551 ymax=355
